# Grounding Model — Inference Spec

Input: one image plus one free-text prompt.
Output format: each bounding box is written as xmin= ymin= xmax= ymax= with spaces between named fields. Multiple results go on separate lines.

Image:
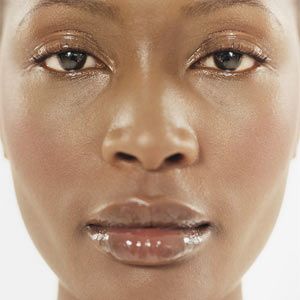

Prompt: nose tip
xmin=102 ymin=127 xmax=199 ymax=171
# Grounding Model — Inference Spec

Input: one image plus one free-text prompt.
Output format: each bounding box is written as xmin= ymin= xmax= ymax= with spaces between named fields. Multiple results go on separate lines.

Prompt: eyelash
xmin=30 ymin=41 xmax=269 ymax=77
xmin=189 ymin=41 xmax=270 ymax=75
xmin=30 ymin=43 xmax=108 ymax=78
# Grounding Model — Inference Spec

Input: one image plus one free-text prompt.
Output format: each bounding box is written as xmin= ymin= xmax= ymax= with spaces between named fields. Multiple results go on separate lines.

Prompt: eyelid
xmin=31 ymin=42 xmax=105 ymax=72
xmin=186 ymin=31 xmax=273 ymax=70
xmin=28 ymin=30 xmax=115 ymax=72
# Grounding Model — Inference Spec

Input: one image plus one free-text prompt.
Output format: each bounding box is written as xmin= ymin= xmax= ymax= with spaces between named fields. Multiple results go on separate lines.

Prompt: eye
xmin=43 ymin=50 xmax=98 ymax=72
xmin=191 ymin=50 xmax=259 ymax=73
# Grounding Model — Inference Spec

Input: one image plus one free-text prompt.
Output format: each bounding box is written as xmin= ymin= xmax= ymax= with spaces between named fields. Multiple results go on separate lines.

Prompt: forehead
xmin=3 ymin=0 xmax=297 ymax=25
xmin=1 ymin=0 xmax=298 ymax=53
xmin=0 ymin=0 xmax=297 ymax=70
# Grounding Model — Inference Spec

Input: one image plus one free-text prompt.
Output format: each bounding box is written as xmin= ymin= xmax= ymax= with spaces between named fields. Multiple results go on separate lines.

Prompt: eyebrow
xmin=18 ymin=0 xmax=121 ymax=28
xmin=181 ymin=0 xmax=283 ymax=28
xmin=18 ymin=0 xmax=283 ymax=30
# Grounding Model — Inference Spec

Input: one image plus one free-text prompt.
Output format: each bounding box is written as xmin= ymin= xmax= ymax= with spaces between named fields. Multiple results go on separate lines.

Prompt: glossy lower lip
xmin=85 ymin=224 xmax=212 ymax=266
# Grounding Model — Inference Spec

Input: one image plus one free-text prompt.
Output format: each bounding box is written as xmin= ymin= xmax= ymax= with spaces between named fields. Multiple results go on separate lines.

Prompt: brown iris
xmin=213 ymin=51 xmax=243 ymax=71
xmin=57 ymin=51 xmax=87 ymax=71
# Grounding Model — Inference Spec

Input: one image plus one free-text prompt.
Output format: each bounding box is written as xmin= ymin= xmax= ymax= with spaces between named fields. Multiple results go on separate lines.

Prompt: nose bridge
xmin=101 ymin=67 xmax=200 ymax=172
xmin=133 ymin=72 xmax=170 ymax=134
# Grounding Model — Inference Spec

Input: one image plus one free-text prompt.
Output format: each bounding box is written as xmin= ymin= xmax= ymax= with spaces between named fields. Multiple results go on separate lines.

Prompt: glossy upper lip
xmin=85 ymin=197 xmax=211 ymax=229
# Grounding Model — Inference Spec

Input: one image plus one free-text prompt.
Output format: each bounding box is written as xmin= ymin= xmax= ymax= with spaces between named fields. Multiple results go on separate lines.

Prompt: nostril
xmin=166 ymin=153 xmax=184 ymax=163
xmin=115 ymin=152 xmax=137 ymax=162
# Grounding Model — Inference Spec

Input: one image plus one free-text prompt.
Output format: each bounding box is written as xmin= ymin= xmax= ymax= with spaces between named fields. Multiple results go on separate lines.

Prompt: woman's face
xmin=0 ymin=0 xmax=299 ymax=299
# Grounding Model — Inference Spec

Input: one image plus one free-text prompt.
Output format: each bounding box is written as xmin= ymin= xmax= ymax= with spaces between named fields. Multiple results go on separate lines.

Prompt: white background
xmin=0 ymin=143 xmax=299 ymax=300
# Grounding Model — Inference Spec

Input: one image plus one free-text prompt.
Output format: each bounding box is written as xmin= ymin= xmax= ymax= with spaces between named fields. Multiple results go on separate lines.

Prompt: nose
xmin=102 ymin=125 xmax=199 ymax=171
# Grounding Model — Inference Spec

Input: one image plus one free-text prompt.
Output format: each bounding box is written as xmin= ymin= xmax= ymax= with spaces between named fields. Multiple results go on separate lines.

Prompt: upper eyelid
xmin=189 ymin=52 xmax=276 ymax=81
xmin=200 ymin=52 xmax=261 ymax=72
xmin=32 ymin=48 xmax=111 ymax=77
xmin=27 ymin=30 xmax=116 ymax=71
xmin=186 ymin=31 xmax=272 ymax=66
xmin=189 ymin=49 xmax=267 ymax=78
xmin=41 ymin=50 xmax=101 ymax=72
xmin=32 ymin=45 xmax=97 ymax=64
xmin=32 ymin=40 xmax=99 ymax=63
xmin=31 ymin=42 xmax=115 ymax=75
xmin=34 ymin=44 xmax=266 ymax=78
xmin=199 ymin=46 xmax=269 ymax=66
xmin=188 ymin=42 xmax=268 ymax=67
xmin=34 ymin=41 xmax=267 ymax=67
xmin=27 ymin=30 xmax=275 ymax=77
xmin=186 ymin=50 xmax=263 ymax=80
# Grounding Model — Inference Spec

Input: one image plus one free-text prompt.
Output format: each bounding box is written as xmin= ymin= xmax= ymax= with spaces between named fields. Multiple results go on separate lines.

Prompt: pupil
xmin=58 ymin=51 xmax=87 ymax=71
xmin=213 ymin=51 xmax=242 ymax=71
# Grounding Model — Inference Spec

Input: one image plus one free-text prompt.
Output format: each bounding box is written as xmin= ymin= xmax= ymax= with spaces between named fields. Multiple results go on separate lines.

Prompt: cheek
xmin=221 ymin=107 xmax=293 ymax=190
xmin=0 ymin=72 xmax=112 ymax=278
xmin=191 ymin=68 xmax=300 ymax=198
xmin=1 ymin=70 xmax=107 ymax=236
xmin=222 ymin=74 xmax=299 ymax=196
xmin=200 ymin=70 xmax=300 ymax=280
xmin=183 ymin=62 xmax=299 ymax=272
xmin=2 ymin=70 xmax=110 ymax=188
xmin=213 ymin=101 xmax=292 ymax=233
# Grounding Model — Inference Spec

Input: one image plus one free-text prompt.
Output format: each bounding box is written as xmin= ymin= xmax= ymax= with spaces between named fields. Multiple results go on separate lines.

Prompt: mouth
xmin=84 ymin=198 xmax=213 ymax=266
xmin=85 ymin=221 xmax=211 ymax=231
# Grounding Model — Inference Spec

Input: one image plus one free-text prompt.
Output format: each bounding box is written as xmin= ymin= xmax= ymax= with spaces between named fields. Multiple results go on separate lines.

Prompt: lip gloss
xmin=86 ymin=226 xmax=211 ymax=266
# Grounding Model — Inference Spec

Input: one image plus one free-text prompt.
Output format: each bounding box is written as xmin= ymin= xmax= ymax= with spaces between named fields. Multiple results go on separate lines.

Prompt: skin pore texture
xmin=0 ymin=0 xmax=300 ymax=300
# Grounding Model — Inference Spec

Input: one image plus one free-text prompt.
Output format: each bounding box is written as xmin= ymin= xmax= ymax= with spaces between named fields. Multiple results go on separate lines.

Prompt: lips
xmin=85 ymin=197 xmax=211 ymax=229
xmin=84 ymin=197 xmax=213 ymax=266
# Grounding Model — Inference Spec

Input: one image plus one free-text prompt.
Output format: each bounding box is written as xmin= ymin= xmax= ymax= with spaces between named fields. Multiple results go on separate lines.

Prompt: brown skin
xmin=0 ymin=0 xmax=300 ymax=299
